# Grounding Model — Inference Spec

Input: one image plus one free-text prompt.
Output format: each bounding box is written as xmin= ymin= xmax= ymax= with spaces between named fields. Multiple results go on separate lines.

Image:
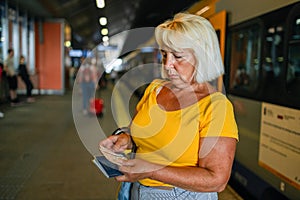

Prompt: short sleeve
xmin=199 ymin=94 xmax=239 ymax=140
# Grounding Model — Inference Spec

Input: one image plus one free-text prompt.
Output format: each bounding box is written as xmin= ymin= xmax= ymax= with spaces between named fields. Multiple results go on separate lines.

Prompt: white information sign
xmin=259 ymin=102 xmax=300 ymax=189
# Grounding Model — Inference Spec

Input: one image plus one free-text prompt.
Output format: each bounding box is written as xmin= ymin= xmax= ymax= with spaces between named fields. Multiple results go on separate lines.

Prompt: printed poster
xmin=259 ymin=102 xmax=300 ymax=189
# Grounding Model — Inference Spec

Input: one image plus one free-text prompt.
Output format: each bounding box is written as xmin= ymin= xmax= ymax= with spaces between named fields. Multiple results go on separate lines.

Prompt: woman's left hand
xmin=116 ymin=158 xmax=160 ymax=182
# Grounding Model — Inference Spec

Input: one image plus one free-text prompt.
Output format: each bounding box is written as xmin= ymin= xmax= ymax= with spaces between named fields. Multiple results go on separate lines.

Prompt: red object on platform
xmin=89 ymin=98 xmax=104 ymax=115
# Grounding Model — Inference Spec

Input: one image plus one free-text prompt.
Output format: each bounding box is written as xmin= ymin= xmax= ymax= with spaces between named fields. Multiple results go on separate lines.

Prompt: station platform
xmin=0 ymin=82 xmax=244 ymax=200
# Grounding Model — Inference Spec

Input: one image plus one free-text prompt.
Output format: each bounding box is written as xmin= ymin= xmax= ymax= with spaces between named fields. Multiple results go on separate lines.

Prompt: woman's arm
xmin=117 ymin=137 xmax=236 ymax=193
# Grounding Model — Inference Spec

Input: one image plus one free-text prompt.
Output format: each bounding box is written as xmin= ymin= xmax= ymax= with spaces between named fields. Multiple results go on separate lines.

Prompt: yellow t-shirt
xmin=130 ymin=79 xmax=238 ymax=187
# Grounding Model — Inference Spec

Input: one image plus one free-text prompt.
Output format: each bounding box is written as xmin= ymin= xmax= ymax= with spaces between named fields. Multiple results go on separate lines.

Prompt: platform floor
xmin=0 ymin=82 xmax=243 ymax=200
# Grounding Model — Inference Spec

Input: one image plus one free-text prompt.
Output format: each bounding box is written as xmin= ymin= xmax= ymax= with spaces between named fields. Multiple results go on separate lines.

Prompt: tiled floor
xmin=0 ymin=82 xmax=243 ymax=200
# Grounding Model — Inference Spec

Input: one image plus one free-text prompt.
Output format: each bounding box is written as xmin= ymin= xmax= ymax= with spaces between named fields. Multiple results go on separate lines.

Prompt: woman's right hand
xmin=99 ymin=133 xmax=132 ymax=153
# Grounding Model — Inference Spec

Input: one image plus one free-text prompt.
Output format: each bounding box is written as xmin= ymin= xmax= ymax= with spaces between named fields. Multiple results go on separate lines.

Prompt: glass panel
xmin=261 ymin=23 xmax=285 ymax=99
xmin=229 ymin=24 xmax=261 ymax=93
xmin=0 ymin=5 xmax=3 ymax=61
xmin=1 ymin=4 xmax=8 ymax=61
xmin=287 ymin=14 xmax=300 ymax=98
xmin=19 ymin=16 xmax=23 ymax=54
xmin=28 ymin=18 xmax=35 ymax=73
xmin=12 ymin=13 xmax=19 ymax=69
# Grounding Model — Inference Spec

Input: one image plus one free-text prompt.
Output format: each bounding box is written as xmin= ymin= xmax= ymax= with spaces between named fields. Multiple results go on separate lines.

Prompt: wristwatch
xmin=112 ymin=127 xmax=130 ymax=135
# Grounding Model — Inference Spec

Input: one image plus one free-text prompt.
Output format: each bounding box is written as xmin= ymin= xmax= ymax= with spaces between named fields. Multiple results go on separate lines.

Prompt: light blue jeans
xmin=80 ymin=81 xmax=95 ymax=110
xmin=131 ymin=182 xmax=218 ymax=200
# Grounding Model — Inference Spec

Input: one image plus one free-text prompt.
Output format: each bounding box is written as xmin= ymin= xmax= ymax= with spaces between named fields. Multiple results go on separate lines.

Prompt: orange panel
xmin=208 ymin=11 xmax=227 ymax=92
xmin=208 ymin=10 xmax=227 ymax=61
xmin=36 ymin=21 xmax=63 ymax=90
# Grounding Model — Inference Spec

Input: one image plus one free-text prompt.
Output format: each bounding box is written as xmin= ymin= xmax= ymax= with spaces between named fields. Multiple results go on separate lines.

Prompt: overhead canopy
xmin=8 ymin=0 xmax=200 ymax=49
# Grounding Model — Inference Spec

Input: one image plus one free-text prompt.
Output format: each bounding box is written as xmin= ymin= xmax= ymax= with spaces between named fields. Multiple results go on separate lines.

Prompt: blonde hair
xmin=155 ymin=13 xmax=224 ymax=83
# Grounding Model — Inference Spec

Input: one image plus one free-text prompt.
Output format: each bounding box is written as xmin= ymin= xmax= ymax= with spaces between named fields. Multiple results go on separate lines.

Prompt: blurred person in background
xmin=19 ymin=55 xmax=35 ymax=103
xmin=77 ymin=57 xmax=98 ymax=115
xmin=4 ymin=48 xmax=19 ymax=106
xmin=0 ymin=59 xmax=5 ymax=118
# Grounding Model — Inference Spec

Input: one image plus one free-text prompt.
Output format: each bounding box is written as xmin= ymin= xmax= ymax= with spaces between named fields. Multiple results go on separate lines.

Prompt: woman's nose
xmin=163 ymin=53 xmax=175 ymax=69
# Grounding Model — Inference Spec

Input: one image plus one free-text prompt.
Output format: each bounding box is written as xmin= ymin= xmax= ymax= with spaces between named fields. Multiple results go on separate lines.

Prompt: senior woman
xmin=100 ymin=13 xmax=238 ymax=199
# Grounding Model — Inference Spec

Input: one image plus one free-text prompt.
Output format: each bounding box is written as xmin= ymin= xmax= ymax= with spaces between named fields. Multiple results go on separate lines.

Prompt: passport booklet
xmin=92 ymin=156 xmax=123 ymax=178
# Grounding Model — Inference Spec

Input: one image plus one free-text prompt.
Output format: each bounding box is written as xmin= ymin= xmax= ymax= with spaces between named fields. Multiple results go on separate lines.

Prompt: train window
xmin=286 ymin=14 xmax=300 ymax=98
xmin=261 ymin=22 xmax=286 ymax=100
xmin=229 ymin=23 xmax=261 ymax=94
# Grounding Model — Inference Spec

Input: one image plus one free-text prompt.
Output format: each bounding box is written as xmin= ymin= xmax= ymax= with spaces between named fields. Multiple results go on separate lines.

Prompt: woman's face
xmin=161 ymin=48 xmax=196 ymax=87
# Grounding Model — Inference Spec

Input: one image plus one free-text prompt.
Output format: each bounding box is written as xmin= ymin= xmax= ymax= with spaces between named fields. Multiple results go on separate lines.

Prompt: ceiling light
xmin=196 ymin=6 xmax=210 ymax=16
xmin=102 ymin=36 xmax=109 ymax=42
xmin=103 ymin=41 xmax=109 ymax=46
xmin=101 ymin=28 xmax=108 ymax=35
xmin=64 ymin=41 xmax=71 ymax=47
xmin=96 ymin=0 xmax=105 ymax=8
xmin=99 ymin=17 xmax=107 ymax=26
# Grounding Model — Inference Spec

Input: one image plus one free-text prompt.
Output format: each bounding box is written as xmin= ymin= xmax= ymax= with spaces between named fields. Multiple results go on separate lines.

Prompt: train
xmin=223 ymin=1 xmax=300 ymax=200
